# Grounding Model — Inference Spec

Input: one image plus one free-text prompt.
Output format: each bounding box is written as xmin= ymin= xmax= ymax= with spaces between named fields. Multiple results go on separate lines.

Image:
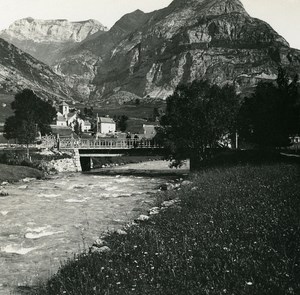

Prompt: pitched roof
xmin=67 ymin=112 xmax=77 ymax=119
xmin=99 ymin=117 xmax=115 ymax=124
xmin=60 ymin=101 xmax=69 ymax=106
xmin=50 ymin=125 xmax=73 ymax=137
xmin=56 ymin=114 xmax=66 ymax=122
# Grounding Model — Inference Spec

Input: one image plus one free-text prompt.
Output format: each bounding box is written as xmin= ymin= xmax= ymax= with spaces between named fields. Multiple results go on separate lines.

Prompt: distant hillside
xmin=0 ymin=38 xmax=79 ymax=104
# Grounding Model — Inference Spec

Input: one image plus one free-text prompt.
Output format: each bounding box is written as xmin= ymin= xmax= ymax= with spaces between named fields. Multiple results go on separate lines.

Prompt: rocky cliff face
xmin=91 ymin=0 xmax=300 ymax=100
xmin=3 ymin=0 xmax=300 ymax=103
xmin=0 ymin=38 xmax=77 ymax=103
xmin=53 ymin=10 xmax=152 ymax=101
xmin=0 ymin=18 xmax=107 ymax=65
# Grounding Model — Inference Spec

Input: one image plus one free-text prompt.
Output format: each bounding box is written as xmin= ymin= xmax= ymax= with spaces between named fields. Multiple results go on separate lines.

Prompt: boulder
xmin=22 ymin=177 xmax=36 ymax=183
xmin=159 ymin=183 xmax=175 ymax=191
xmin=115 ymin=229 xmax=127 ymax=235
xmin=92 ymin=238 xmax=106 ymax=248
xmin=136 ymin=215 xmax=150 ymax=222
xmin=90 ymin=245 xmax=111 ymax=253
xmin=181 ymin=180 xmax=193 ymax=186
xmin=149 ymin=207 xmax=160 ymax=215
xmin=0 ymin=190 xmax=9 ymax=197
xmin=162 ymin=200 xmax=180 ymax=207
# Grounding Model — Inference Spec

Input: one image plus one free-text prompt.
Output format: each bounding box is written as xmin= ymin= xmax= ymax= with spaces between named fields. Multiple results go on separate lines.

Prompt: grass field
xmin=0 ymin=163 xmax=43 ymax=183
xmin=31 ymin=161 xmax=300 ymax=294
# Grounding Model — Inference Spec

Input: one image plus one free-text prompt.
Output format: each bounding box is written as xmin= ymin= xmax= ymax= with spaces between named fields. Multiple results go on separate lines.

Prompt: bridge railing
xmin=58 ymin=138 xmax=161 ymax=149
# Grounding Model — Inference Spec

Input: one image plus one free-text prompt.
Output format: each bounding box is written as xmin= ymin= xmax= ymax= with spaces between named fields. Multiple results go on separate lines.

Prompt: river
xmin=0 ymin=161 xmax=188 ymax=294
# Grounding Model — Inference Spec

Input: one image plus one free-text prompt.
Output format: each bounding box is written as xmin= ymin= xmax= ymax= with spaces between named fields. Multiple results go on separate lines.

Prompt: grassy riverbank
xmin=31 ymin=159 xmax=300 ymax=295
xmin=0 ymin=163 xmax=43 ymax=183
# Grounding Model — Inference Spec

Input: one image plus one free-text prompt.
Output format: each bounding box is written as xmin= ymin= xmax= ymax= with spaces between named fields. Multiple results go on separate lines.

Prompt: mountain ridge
xmin=0 ymin=37 xmax=78 ymax=103
xmin=89 ymin=0 xmax=298 ymax=100
xmin=0 ymin=17 xmax=107 ymax=65
xmin=0 ymin=0 xmax=299 ymax=103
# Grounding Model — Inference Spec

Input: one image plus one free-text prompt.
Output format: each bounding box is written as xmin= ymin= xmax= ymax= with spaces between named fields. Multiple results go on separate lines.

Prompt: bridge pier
xmin=80 ymin=157 xmax=92 ymax=172
xmin=73 ymin=149 xmax=82 ymax=172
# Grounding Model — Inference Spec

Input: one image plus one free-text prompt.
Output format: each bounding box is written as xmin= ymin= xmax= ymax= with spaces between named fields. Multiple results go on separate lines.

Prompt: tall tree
xmin=158 ymin=80 xmax=240 ymax=167
xmin=117 ymin=115 xmax=129 ymax=132
xmin=238 ymin=68 xmax=300 ymax=147
xmin=4 ymin=89 xmax=57 ymax=154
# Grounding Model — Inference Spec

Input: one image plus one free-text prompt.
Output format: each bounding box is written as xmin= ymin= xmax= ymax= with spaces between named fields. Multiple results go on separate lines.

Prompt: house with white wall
xmin=56 ymin=112 xmax=67 ymax=126
xmin=143 ymin=124 xmax=158 ymax=139
xmin=83 ymin=120 xmax=91 ymax=132
xmin=97 ymin=116 xmax=116 ymax=135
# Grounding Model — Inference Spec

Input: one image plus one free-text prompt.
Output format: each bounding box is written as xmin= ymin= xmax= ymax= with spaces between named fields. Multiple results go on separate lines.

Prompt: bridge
xmin=59 ymin=138 xmax=160 ymax=150
xmin=58 ymin=137 xmax=165 ymax=171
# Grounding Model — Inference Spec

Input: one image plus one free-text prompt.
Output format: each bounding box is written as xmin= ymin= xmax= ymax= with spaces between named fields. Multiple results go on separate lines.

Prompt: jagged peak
xmin=169 ymin=0 xmax=248 ymax=16
xmin=132 ymin=9 xmax=145 ymax=14
xmin=111 ymin=9 xmax=148 ymax=32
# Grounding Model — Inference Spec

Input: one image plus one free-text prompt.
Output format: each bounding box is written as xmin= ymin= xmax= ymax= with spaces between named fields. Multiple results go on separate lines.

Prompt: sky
xmin=0 ymin=0 xmax=299 ymax=49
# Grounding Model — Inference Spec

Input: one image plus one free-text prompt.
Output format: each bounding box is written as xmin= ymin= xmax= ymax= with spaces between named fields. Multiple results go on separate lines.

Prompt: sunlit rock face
xmin=0 ymin=38 xmax=77 ymax=103
xmin=2 ymin=0 xmax=300 ymax=103
xmin=0 ymin=18 xmax=107 ymax=65
xmin=53 ymin=9 xmax=152 ymax=101
xmin=90 ymin=0 xmax=300 ymax=100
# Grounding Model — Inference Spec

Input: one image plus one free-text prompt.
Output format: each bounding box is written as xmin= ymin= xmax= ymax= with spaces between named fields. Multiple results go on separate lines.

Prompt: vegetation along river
xmin=0 ymin=162 xmax=181 ymax=294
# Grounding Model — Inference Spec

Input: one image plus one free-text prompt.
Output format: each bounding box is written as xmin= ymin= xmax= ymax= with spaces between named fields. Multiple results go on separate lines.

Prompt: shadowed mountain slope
xmin=91 ymin=0 xmax=300 ymax=100
xmin=0 ymin=38 xmax=78 ymax=103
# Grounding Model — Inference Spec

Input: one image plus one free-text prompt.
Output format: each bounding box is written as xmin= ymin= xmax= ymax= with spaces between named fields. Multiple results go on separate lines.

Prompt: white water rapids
xmin=0 ymin=168 xmax=174 ymax=294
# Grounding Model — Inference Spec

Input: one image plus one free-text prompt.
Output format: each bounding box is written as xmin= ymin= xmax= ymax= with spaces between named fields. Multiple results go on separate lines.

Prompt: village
xmin=0 ymin=100 xmax=160 ymax=146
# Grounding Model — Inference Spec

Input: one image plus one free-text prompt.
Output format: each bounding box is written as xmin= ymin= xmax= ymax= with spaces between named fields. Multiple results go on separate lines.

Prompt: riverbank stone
xmin=181 ymin=180 xmax=193 ymax=186
xmin=92 ymin=238 xmax=106 ymax=248
xmin=159 ymin=183 xmax=175 ymax=191
xmin=116 ymin=229 xmax=127 ymax=235
xmin=91 ymin=246 xmax=111 ymax=253
xmin=149 ymin=207 xmax=160 ymax=215
xmin=22 ymin=178 xmax=36 ymax=183
xmin=162 ymin=199 xmax=180 ymax=208
xmin=136 ymin=215 xmax=150 ymax=222
xmin=0 ymin=190 xmax=8 ymax=196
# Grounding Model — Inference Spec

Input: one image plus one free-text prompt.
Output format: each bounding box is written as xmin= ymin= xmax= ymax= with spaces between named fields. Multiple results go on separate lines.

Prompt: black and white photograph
xmin=0 ymin=0 xmax=299 ymax=294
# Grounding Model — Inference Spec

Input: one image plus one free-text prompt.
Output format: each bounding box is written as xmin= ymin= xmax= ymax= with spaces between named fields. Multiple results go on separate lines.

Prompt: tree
xmin=3 ymin=116 xmax=18 ymax=141
xmin=135 ymin=98 xmax=140 ymax=106
xmin=83 ymin=107 xmax=88 ymax=116
xmin=4 ymin=89 xmax=57 ymax=156
xmin=117 ymin=115 xmax=129 ymax=132
xmin=74 ymin=120 xmax=82 ymax=136
xmin=152 ymin=107 xmax=160 ymax=121
xmin=158 ymin=80 xmax=240 ymax=167
xmin=238 ymin=68 xmax=300 ymax=147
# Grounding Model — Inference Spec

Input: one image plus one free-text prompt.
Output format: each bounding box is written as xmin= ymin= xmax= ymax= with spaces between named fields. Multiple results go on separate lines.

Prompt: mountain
xmin=90 ymin=0 xmax=300 ymax=100
xmin=53 ymin=9 xmax=153 ymax=100
xmin=0 ymin=18 xmax=107 ymax=65
xmin=0 ymin=38 xmax=78 ymax=103
xmin=3 ymin=0 xmax=300 ymax=103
